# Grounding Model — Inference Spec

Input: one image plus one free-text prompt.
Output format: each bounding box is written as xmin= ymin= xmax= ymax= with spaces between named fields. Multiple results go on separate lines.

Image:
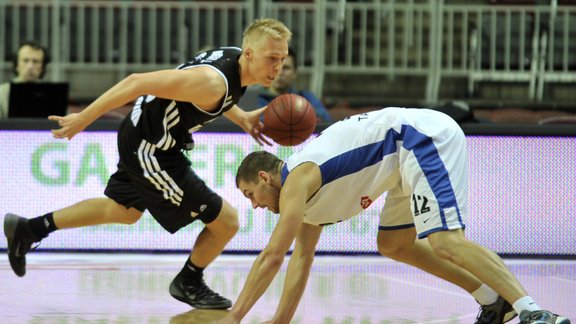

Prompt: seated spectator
xmin=255 ymin=47 xmax=333 ymax=122
xmin=0 ymin=40 xmax=50 ymax=119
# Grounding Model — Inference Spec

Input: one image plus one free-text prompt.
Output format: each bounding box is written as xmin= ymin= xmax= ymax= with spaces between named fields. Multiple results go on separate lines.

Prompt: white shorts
xmin=378 ymin=122 xmax=469 ymax=239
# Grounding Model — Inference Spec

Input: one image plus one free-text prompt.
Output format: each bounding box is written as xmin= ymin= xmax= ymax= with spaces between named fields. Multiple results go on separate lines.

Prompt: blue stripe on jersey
xmin=280 ymin=128 xmax=399 ymax=185
xmin=319 ymin=128 xmax=399 ymax=185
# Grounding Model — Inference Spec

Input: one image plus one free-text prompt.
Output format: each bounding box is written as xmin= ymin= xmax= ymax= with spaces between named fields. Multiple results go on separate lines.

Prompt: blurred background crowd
xmin=1 ymin=0 xmax=575 ymax=125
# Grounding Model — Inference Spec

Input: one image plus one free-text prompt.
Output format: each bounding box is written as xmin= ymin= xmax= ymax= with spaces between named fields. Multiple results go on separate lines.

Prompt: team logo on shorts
xmin=190 ymin=205 xmax=207 ymax=218
xmin=360 ymin=196 xmax=373 ymax=209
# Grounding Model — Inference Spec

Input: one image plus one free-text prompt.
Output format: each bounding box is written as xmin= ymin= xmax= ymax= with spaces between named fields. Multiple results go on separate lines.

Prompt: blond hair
xmin=242 ymin=18 xmax=292 ymax=48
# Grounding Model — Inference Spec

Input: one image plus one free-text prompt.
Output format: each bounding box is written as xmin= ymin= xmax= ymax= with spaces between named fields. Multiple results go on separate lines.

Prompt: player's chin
xmin=263 ymin=77 xmax=275 ymax=86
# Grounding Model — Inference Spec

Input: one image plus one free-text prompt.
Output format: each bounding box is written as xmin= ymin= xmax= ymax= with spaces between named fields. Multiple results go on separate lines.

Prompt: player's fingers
xmin=249 ymin=130 xmax=269 ymax=146
xmin=250 ymin=130 xmax=264 ymax=145
xmin=48 ymin=115 xmax=67 ymax=128
xmin=254 ymin=106 xmax=268 ymax=114
xmin=51 ymin=127 xmax=73 ymax=139
xmin=258 ymin=133 xmax=272 ymax=146
xmin=250 ymin=125 xmax=272 ymax=146
xmin=49 ymin=115 xmax=66 ymax=126
xmin=51 ymin=129 xmax=64 ymax=139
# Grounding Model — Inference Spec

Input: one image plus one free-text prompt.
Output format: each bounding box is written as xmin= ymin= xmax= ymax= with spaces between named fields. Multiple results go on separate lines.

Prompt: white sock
xmin=512 ymin=296 xmax=541 ymax=313
xmin=471 ymin=283 xmax=498 ymax=305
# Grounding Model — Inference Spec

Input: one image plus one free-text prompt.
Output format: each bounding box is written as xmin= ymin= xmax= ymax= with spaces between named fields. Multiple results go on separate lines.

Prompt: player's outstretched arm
xmin=228 ymin=163 xmax=322 ymax=322
xmin=50 ymin=68 xmax=222 ymax=140
xmin=269 ymin=223 xmax=323 ymax=323
xmin=229 ymin=203 xmax=303 ymax=321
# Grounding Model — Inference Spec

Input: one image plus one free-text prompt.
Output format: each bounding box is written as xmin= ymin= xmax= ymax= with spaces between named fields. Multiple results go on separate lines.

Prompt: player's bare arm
xmin=224 ymin=105 xmax=271 ymax=145
xmin=271 ymin=223 xmax=323 ymax=323
xmin=137 ymin=67 xmax=227 ymax=110
xmin=229 ymin=192 xmax=303 ymax=320
xmin=50 ymin=67 xmax=226 ymax=140
xmin=230 ymin=162 xmax=321 ymax=321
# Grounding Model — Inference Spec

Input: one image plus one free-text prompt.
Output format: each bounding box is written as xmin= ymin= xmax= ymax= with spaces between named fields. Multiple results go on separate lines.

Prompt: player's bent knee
xmin=377 ymin=242 xmax=411 ymax=257
xmin=220 ymin=217 xmax=240 ymax=236
xmin=377 ymin=245 xmax=396 ymax=257
xmin=427 ymin=231 xmax=467 ymax=263
xmin=207 ymin=201 xmax=240 ymax=236
xmin=377 ymin=229 xmax=416 ymax=257
xmin=429 ymin=242 xmax=453 ymax=260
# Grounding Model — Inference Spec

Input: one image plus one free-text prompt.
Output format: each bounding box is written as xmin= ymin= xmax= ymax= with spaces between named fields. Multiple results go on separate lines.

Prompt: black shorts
xmin=104 ymin=120 xmax=223 ymax=234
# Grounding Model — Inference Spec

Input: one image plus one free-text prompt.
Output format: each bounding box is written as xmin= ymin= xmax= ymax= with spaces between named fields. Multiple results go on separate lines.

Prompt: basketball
xmin=263 ymin=94 xmax=317 ymax=146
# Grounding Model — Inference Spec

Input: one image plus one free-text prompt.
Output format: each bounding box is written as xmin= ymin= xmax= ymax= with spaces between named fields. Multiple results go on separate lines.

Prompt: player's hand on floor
xmin=211 ymin=313 xmax=239 ymax=324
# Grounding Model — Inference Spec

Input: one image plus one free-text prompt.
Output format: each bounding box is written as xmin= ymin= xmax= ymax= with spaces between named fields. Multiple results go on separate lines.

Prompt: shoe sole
xmin=169 ymin=281 xmax=231 ymax=309
xmin=504 ymin=311 xmax=518 ymax=323
xmin=521 ymin=317 xmax=571 ymax=324
xmin=4 ymin=213 xmax=19 ymax=240
xmin=4 ymin=213 xmax=26 ymax=277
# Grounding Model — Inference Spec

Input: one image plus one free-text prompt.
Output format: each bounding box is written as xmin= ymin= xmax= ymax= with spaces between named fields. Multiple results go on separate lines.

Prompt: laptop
xmin=8 ymin=82 xmax=69 ymax=118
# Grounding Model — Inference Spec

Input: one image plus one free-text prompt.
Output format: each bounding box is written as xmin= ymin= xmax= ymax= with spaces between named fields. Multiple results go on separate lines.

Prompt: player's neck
xmin=237 ymin=55 xmax=253 ymax=87
xmin=276 ymin=162 xmax=285 ymax=180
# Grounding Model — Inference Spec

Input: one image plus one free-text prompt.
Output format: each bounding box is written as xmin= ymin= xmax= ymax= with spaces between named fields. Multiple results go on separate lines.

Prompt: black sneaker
xmin=4 ymin=213 xmax=42 ymax=277
xmin=169 ymin=273 xmax=232 ymax=309
xmin=519 ymin=310 xmax=571 ymax=324
xmin=475 ymin=296 xmax=518 ymax=324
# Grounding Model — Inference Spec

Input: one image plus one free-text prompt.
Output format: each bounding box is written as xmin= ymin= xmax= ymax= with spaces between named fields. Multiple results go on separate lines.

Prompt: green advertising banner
xmin=1 ymin=130 xmax=574 ymax=255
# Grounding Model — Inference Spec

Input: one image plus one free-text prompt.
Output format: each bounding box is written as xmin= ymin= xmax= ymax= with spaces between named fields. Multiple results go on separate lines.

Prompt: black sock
xmin=179 ymin=258 xmax=204 ymax=280
xmin=28 ymin=213 xmax=58 ymax=239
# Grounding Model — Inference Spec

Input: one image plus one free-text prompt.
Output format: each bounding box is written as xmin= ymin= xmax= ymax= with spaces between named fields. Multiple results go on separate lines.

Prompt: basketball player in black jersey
xmin=4 ymin=18 xmax=292 ymax=309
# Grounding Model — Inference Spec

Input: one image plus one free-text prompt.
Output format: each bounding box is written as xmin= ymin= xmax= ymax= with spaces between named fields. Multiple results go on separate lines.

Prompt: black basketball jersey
xmin=126 ymin=47 xmax=246 ymax=150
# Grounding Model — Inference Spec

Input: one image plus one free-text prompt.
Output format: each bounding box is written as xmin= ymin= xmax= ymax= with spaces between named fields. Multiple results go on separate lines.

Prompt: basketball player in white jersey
xmin=230 ymin=108 xmax=570 ymax=324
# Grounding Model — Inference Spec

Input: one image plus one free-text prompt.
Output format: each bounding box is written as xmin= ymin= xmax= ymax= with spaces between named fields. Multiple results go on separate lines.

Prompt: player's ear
xmin=243 ymin=47 xmax=253 ymax=61
xmin=258 ymin=170 xmax=270 ymax=182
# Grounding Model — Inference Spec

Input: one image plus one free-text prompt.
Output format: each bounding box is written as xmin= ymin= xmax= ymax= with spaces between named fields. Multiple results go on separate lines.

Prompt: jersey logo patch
xmin=190 ymin=205 xmax=207 ymax=218
xmin=200 ymin=50 xmax=224 ymax=63
xmin=360 ymin=196 xmax=373 ymax=209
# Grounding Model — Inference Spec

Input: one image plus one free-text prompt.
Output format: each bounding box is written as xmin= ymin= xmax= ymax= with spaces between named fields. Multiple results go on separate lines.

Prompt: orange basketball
xmin=263 ymin=94 xmax=317 ymax=146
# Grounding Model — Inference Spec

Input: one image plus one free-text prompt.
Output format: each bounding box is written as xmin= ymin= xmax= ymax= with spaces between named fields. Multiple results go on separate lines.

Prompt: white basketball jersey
xmin=281 ymin=107 xmax=468 ymax=232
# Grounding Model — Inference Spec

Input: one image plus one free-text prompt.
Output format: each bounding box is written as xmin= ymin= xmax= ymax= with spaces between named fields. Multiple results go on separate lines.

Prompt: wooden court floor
xmin=1 ymin=253 xmax=574 ymax=323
